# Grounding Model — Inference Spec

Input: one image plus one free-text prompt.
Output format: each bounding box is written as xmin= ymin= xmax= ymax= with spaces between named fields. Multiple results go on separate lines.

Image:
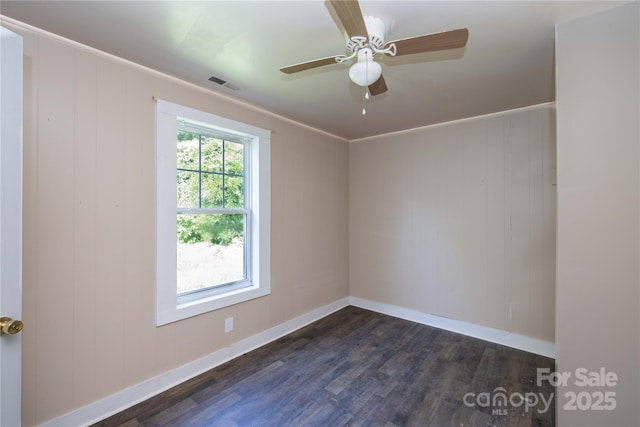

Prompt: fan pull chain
xmin=362 ymin=58 xmax=369 ymax=115
xmin=362 ymin=89 xmax=366 ymax=115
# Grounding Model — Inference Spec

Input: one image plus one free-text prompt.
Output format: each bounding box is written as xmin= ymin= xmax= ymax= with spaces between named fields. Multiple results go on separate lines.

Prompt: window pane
xmin=176 ymin=214 xmax=246 ymax=294
xmin=177 ymin=131 xmax=199 ymax=170
xmin=225 ymin=175 xmax=244 ymax=208
xmin=225 ymin=141 xmax=244 ymax=175
xmin=201 ymin=136 xmax=223 ymax=172
xmin=177 ymin=170 xmax=199 ymax=209
xmin=201 ymin=173 xmax=223 ymax=208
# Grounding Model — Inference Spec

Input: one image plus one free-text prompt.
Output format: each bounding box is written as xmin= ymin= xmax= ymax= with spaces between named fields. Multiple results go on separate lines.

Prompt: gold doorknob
xmin=0 ymin=317 xmax=24 ymax=335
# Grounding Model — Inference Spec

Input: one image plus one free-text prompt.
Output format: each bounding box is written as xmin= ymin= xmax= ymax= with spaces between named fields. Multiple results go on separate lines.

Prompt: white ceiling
xmin=1 ymin=1 xmax=626 ymax=140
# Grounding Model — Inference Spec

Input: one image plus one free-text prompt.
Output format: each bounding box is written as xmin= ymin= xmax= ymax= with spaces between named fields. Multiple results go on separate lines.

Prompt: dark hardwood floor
xmin=93 ymin=306 xmax=555 ymax=427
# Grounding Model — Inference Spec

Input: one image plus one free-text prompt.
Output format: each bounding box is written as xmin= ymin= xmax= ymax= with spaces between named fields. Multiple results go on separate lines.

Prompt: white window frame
xmin=156 ymin=99 xmax=271 ymax=326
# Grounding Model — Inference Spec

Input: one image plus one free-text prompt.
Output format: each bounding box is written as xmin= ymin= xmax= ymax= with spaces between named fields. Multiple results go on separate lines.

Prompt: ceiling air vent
xmin=208 ymin=75 xmax=240 ymax=91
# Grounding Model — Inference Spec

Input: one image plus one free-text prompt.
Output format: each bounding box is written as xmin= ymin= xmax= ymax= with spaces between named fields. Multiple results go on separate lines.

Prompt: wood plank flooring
xmin=93 ymin=306 xmax=555 ymax=427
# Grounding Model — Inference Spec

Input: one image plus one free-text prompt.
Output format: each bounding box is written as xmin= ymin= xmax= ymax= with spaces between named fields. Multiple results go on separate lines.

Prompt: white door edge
xmin=0 ymin=25 xmax=24 ymax=427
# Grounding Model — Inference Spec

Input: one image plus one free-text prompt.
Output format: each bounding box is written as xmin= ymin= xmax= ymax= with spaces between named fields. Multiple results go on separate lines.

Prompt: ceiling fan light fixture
xmin=279 ymin=0 xmax=470 ymax=100
xmin=349 ymin=48 xmax=382 ymax=87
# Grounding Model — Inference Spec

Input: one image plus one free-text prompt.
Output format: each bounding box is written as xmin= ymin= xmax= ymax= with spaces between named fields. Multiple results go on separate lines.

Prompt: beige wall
xmin=12 ymin=3 xmax=640 ymax=424
xmin=349 ymin=105 xmax=556 ymax=341
xmin=11 ymin=22 xmax=349 ymax=426
xmin=556 ymin=3 xmax=640 ymax=426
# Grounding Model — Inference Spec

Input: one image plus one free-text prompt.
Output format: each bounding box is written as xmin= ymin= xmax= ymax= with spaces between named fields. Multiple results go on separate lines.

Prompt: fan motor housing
xmin=346 ymin=16 xmax=386 ymax=54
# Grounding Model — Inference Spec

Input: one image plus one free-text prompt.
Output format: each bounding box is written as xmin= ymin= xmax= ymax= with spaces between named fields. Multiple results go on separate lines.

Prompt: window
xmin=156 ymin=99 xmax=270 ymax=325
xmin=176 ymin=128 xmax=247 ymax=295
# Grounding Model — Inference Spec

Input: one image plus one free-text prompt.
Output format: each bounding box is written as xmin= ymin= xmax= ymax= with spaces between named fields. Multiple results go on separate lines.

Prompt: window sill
xmin=156 ymin=284 xmax=271 ymax=326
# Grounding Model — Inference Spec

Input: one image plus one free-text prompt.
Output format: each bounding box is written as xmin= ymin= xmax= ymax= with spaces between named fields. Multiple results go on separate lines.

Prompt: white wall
xmin=556 ymin=3 xmax=640 ymax=426
xmin=350 ymin=104 xmax=556 ymax=342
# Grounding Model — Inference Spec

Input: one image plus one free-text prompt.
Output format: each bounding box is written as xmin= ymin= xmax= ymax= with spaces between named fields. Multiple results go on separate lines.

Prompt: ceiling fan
xmin=280 ymin=0 xmax=469 ymax=98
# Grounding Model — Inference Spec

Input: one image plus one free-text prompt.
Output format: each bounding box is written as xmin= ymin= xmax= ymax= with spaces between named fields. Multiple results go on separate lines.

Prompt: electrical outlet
xmin=224 ymin=317 xmax=234 ymax=333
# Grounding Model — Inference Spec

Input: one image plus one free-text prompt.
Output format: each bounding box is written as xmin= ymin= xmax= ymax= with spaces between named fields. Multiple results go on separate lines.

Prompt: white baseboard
xmin=41 ymin=295 xmax=555 ymax=426
xmin=41 ymin=297 xmax=350 ymax=427
xmin=349 ymin=296 xmax=556 ymax=359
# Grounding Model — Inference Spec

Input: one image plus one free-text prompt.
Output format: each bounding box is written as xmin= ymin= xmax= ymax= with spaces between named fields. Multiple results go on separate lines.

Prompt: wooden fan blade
xmin=329 ymin=0 xmax=368 ymax=40
xmin=368 ymin=75 xmax=387 ymax=96
xmin=387 ymin=28 xmax=469 ymax=56
xmin=280 ymin=56 xmax=339 ymax=74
